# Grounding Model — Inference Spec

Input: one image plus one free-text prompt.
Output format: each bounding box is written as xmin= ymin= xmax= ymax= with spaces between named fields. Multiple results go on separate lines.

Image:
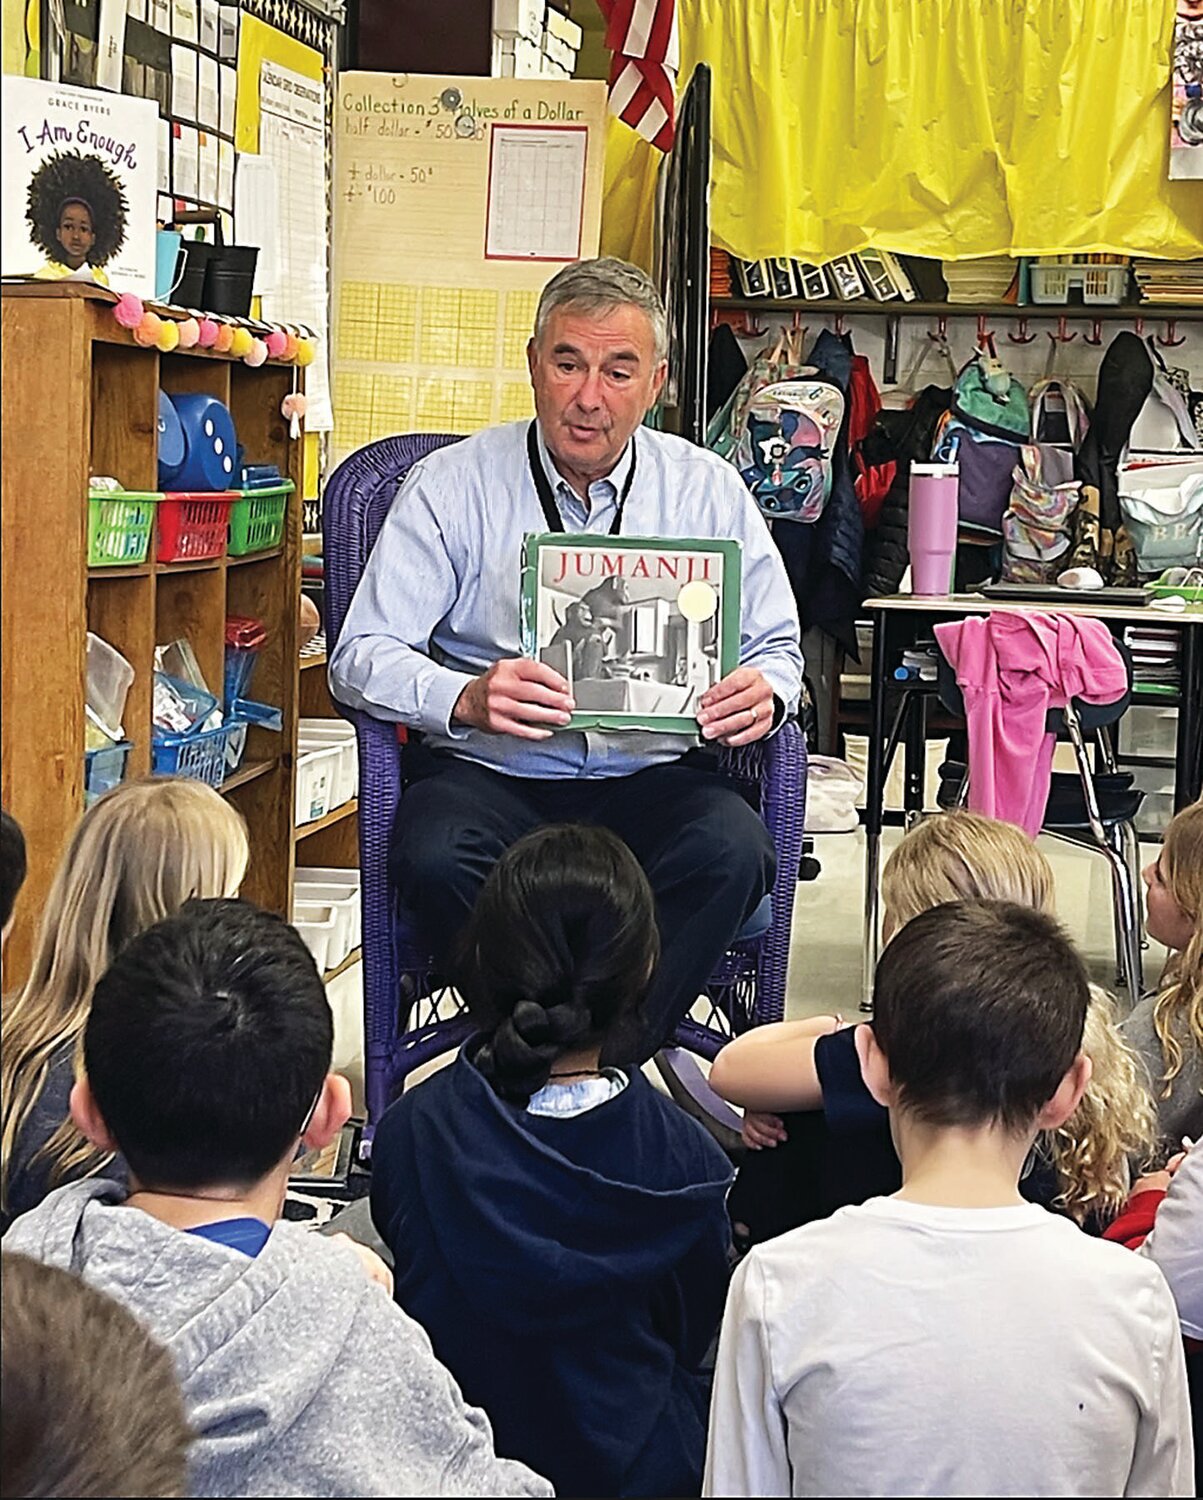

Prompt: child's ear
xmin=301 ymin=1074 xmax=353 ymax=1151
xmin=69 ymin=1078 xmax=119 ymax=1154
xmin=854 ymin=1023 xmax=896 ymax=1109
xmin=1036 ymin=1051 xmax=1093 ymax=1132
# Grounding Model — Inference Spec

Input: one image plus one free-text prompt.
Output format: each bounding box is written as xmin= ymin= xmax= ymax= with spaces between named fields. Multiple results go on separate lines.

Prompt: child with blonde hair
xmin=1122 ymin=800 xmax=1203 ymax=1143
xmin=713 ymin=810 xmax=1156 ymax=1244
xmin=1 ymin=778 xmax=249 ymax=1231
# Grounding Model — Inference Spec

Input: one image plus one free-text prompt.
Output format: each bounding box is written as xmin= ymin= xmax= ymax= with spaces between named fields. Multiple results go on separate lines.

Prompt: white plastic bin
xmin=295 ymin=743 xmax=341 ymax=826
xmin=291 ymin=880 xmax=360 ymax=965
xmin=292 ymin=901 xmax=337 ymax=972
xmin=1118 ymin=705 xmax=1178 ymax=759
xmin=298 ymin=726 xmax=358 ymax=808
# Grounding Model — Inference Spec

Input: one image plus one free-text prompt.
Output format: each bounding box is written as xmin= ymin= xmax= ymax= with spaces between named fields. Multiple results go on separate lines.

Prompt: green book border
xmin=521 ymin=533 xmax=743 ymax=735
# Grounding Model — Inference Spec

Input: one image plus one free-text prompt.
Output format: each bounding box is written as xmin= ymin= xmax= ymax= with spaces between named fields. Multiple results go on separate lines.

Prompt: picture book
xmin=521 ymin=533 xmax=742 ymax=734
xmin=1 ymin=77 xmax=158 ymax=296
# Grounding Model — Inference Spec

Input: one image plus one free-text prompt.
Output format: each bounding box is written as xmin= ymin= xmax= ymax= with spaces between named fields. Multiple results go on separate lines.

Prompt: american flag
xmin=597 ymin=0 xmax=679 ymax=151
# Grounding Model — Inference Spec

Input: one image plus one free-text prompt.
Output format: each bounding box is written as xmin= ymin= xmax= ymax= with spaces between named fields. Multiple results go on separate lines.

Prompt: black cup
xmin=201 ymin=245 xmax=260 ymax=317
xmin=176 ymin=239 xmax=217 ymax=307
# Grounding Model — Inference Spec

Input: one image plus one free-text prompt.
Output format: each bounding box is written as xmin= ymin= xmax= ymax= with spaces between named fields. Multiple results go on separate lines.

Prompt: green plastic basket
xmin=87 ymin=490 xmax=159 ymax=567
xmin=227 ymin=481 xmax=295 ymax=557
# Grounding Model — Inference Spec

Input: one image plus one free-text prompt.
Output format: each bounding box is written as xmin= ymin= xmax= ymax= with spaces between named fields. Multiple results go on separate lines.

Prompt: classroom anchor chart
xmin=331 ymin=73 xmax=606 ymax=462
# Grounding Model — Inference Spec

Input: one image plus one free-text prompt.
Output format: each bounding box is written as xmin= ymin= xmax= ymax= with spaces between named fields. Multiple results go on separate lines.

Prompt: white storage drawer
xmin=295 ymin=743 xmax=341 ymax=826
xmin=298 ymin=722 xmax=358 ymax=809
xmin=1118 ymin=705 xmax=1178 ymax=758
xmin=292 ymin=901 xmax=336 ymax=972
xmin=292 ymin=880 xmax=361 ymax=965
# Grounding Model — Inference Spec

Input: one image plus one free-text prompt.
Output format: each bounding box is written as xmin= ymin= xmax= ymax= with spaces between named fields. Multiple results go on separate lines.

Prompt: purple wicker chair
xmin=323 ymin=434 xmax=807 ymax=1153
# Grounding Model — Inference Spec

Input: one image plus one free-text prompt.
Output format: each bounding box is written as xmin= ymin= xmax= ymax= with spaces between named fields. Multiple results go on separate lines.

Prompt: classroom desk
xmin=859 ymin=593 xmax=1203 ymax=1006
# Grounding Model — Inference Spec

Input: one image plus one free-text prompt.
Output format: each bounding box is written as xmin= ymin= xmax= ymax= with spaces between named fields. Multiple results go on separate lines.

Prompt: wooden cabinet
xmin=1 ymin=283 xmax=302 ymax=984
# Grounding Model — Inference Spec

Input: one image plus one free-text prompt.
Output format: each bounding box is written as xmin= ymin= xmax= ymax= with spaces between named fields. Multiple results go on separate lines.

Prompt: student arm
xmin=1124 ymin=1273 xmax=1195 ymax=1498
xmin=1139 ymin=1144 xmax=1203 ymax=1339
xmin=703 ymin=1253 xmax=792 ymax=1498
xmin=709 ymin=1017 xmax=842 ymax=1112
xmin=326 ymin=467 xmax=476 ymax=737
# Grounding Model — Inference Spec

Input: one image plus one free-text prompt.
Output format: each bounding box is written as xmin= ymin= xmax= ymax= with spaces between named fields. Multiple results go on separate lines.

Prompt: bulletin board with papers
xmin=331 ymin=72 xmax=607 ymax=464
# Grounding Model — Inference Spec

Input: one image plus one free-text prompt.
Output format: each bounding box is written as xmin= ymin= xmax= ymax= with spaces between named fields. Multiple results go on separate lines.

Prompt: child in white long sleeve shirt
xmin=705 ymin=900 xmax=1194 ymax=1499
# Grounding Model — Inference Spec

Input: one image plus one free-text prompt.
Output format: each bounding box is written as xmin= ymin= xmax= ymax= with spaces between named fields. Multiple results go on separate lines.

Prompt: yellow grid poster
xmin=331 ymin=74 xmax=606 ymax=462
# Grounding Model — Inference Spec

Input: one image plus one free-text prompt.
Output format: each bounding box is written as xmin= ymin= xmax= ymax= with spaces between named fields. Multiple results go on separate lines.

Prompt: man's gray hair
xmin=534 ymin=257 xmax=668 ymax=363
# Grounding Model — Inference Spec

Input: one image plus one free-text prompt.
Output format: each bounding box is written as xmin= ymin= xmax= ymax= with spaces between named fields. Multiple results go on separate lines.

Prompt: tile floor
xmin=326 ymin=828 xmax=1167 ymax=1115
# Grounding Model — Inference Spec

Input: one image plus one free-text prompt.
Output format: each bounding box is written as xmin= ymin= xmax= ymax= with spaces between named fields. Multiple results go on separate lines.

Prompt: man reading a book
xmin=330 ymin=257 xmax=803 ymax=1060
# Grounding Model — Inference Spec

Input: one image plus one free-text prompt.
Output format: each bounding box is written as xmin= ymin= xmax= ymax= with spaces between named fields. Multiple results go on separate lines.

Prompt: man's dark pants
xmin=388 ymin=743 xmax=776 ymax=1065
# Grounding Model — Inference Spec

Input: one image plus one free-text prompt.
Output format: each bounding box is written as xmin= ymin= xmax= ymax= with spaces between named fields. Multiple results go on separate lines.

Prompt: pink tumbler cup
xmin=908 ymin=463 xmax=959 ymax=596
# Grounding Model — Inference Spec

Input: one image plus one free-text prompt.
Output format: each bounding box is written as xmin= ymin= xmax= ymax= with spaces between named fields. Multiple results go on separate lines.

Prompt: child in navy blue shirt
xmin=370 ymin=824 xmax=734 ymax=1499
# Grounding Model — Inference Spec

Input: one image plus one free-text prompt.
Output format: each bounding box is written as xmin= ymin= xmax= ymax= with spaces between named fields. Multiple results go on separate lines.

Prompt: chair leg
xmin=1118 ymin=817 xmax=1147 ymax=954
xmin=1104 ymin=824 xmax=1144 ymax=1002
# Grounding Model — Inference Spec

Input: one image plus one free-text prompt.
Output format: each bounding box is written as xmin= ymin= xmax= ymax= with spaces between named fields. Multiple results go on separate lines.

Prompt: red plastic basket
xmin=157 ymin=492 xmax=237 ymax=563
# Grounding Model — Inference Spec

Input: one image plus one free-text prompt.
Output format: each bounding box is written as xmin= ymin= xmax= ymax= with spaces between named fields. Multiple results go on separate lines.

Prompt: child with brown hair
xmin=712 ymin=811 xmax=1156 ymax=1243
xmin=705 ymin=901 xmax=1193 ymax=1497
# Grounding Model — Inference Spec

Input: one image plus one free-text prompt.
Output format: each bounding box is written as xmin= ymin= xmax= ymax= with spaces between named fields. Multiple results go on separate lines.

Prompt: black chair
xmin=933 ymin=638 xmax=1145 ymax=998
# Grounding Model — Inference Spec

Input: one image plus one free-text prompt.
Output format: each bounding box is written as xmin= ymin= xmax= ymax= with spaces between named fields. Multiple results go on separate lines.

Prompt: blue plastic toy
xmin=166 ymin=392 xmax=239 ymax=491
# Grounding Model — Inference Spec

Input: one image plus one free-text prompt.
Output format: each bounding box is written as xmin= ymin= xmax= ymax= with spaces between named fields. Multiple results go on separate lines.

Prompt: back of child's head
xmin=1152 ymin=800 xmax=1202 ymax=1092
xmin=1 ymin=1250 xmax=191 ymax=1497
xmin=463 ymin=824 xmax=659 ymax=1102
xmin=1 ymin=807 xmax=27 ymax=937
xmin=84 ymin=898 xmax=332 ymax=1191
xmin=882 ymin=811 xmax=1055 ymax=930
xmin=872 ymin=900 xmax=1090 ymax=1133
xmin=2 ymin=779 xmax=249 ymax=1211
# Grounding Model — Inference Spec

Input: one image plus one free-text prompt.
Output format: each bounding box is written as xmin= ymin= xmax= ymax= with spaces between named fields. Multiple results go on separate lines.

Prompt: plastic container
xmin=157 ymin=491 xmax=237 ymax=563
xmin=227 ymin=481 xmax=294 ymax=556
xmin=1117 ymin=705 xmax=1178 ymax=759
xmin=1028 ymin=263 xmax=1129 ymax=306
xmin=153 ymin=671 xmax=219 ymax=736
xmin=202 ymin=245 xmax=259 ymax=317
xmin=87 ymin=632 xmax=135 ymax=740
xmin=87 ymin=489 xmax=158 ymax=567
xmin=291 ymin=881 xmax=361 ymax=967
xmin=224 ymin=615 xmax=268 ymax=706
xmin=152 ymin=718 xmax=247 ymax=787
xmin=291 ymin=901 xmax=337 ymax=972
xmin=84 ymin=739 xmax=132 ymax=807
xmin=295 ymin=742 xmax=341 ymax=825
xmin=298 ymin=720 xmax=358 ymax=807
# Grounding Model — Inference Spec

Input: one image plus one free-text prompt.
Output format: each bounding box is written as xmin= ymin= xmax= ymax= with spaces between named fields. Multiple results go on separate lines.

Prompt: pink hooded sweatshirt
xmin=933 ymin=611 xmax=1128 ymax=836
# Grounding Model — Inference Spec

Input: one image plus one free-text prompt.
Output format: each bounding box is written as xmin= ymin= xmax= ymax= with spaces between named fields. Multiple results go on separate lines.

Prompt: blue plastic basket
xmin=84 ymin=740 xmax=132 ymax=807
xmin=152 ymin=719 xmax=248 ymax=787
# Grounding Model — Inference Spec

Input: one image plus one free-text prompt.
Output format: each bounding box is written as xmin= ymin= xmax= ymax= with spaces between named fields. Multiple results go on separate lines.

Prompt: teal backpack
xmin=952 ymin=342 xmax=1030 ymax=441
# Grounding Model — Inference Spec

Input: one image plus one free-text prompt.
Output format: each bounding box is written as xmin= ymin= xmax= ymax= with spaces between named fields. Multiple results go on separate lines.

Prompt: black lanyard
xmin=526 ymin=420 xmax=637 ymax=537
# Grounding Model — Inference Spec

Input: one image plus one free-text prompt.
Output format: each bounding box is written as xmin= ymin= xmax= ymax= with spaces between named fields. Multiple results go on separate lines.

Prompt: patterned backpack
xmin=708 ymin=330 xmax=846 ymax=524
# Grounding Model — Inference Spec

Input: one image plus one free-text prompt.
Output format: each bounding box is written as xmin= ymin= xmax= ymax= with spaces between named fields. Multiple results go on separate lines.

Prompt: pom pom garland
xmin=228 ymin=326 xmax=254 ymax=358
xmin=294 ymin=338 xmax=316 ymax=367
xmin=113 ymin=293 xmax=144 ymax=328
xmin=213 ymin=323 xmax=235 ymax=353
xmin=155 ymin=319 xmax=180 ymax=352
xmin=176 ymin=317 xmax=200 ymax=349
xmin=264 ymin=329 xmax=288 ymax=358
xmin=243 ymin=338 xmax=268 ymax=367
xmin=196 ymin=318 xmax=220 ymax=348
xmin=132 ymin=311 xmax=162 ymax=347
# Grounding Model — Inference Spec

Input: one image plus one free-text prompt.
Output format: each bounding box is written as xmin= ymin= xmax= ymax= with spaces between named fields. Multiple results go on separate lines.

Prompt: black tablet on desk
xmin=978 ymin=582 xmax=1150 ymax=607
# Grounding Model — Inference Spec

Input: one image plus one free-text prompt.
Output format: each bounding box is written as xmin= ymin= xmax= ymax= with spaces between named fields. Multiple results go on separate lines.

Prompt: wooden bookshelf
xmin=1 ymin=284 xmax=303 ymax=984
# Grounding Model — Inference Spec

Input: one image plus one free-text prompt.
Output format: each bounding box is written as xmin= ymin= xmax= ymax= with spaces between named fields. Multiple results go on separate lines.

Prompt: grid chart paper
xmin=485 ymin=126 xmax=588 ymax=262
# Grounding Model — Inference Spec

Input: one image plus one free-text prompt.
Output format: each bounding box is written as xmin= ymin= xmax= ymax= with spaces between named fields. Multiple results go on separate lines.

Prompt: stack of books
xmin=1133 ymin=259 xmax=1203 ymax=305
xmin=941 ymin=257 xmax=1018 ymax=303
xmin=709 ymin=249 xmax=733 ymax=299
xmin=1123 ymin=625 xmax=1181 ymax=696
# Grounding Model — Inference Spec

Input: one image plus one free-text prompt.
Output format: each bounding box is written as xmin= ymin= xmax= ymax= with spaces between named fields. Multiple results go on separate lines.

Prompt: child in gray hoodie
xmin=6 ymin=898 xmax=550 ymax=1500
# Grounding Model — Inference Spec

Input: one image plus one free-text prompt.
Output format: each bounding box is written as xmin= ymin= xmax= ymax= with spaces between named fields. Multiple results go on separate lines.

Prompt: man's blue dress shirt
xmin=329 ymin=420 xmax=803 ymax=779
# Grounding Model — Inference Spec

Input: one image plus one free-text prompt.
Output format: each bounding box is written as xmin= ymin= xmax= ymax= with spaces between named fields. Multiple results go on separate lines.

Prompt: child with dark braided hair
xmin=370 ymin=824 xmax=734 ymax=1499
xmin=26 ymin=152 xmax=127 ymax=285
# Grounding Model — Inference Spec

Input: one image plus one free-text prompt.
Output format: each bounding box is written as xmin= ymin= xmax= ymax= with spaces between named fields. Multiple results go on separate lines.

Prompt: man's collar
xmin=534 ymin=421 xmax=634 ymax=505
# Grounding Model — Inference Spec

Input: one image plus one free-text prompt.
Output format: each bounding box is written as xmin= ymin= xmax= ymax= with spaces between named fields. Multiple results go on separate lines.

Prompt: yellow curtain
xmin=602 ymin=0 xmax=1203 ymax=267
